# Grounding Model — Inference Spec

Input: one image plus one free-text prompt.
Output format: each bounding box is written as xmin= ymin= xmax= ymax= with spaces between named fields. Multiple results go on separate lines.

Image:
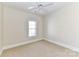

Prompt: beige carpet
xmin=1 ymin=40 xmax=79 ymax=57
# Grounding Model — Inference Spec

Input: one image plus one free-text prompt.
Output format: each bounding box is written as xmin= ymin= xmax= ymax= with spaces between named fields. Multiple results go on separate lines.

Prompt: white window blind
xmin=28 ymin=21 xmax=37 ymax=37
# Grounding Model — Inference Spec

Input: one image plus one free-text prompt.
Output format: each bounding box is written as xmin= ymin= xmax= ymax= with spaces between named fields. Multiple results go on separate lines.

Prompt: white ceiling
xmin=3 ymin=2 xmax=70 ymax=16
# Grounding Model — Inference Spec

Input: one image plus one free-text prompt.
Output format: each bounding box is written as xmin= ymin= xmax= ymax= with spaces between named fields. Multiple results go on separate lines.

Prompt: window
xmin=28 ymin=21 xmax=37 ymax=37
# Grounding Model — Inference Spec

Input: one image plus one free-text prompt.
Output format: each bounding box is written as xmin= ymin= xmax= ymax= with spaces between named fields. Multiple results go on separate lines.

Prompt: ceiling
xmin=3 ymin=2 xmax=70 ymax=16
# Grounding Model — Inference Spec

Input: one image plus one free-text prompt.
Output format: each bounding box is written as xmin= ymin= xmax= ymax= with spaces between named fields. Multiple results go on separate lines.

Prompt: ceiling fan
xmin=28 ymin=3 xmax=54 ymax=10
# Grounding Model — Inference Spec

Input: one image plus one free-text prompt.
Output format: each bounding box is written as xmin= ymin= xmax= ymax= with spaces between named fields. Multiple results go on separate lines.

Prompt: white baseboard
xmin=44 ymin=39 xmax=79 ymax=53
xmin=3 ymin=39 xmax=42 ymax=50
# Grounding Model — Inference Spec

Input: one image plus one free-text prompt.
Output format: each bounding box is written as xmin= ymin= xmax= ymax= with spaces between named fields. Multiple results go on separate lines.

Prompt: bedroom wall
xmin=0 ymin=3 xmax=3 ymax=54
xmin=45 ymin=3 xmax=79 ymax=51
xmin=3 ymin=5 xmax=43 ymax=48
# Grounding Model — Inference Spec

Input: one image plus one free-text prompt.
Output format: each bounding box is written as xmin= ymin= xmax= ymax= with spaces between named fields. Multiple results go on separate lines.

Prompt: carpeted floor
xmin=1 ymin=40 xmax=79 ymax=57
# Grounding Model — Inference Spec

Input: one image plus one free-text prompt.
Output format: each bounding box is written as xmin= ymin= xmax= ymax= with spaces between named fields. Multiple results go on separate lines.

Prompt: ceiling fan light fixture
xmin=38 ymin=4 xmax=43 ymax=7
xmin=28 ymin=3 xmax=54 ymax=10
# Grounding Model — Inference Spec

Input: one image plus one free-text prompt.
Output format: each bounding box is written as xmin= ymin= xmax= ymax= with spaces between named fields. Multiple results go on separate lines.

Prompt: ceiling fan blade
xmin=42 ymin=3 xmax=54 ymax=7
xmin=28 ymin=5 xmax=40 ymax=10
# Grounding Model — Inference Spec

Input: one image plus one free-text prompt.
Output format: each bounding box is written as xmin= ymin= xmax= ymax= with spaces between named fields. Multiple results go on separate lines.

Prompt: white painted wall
xmin=0 ymin=3 xmax=2 ymax=53
xmin=3 ymin=5 xmax=43 ymax=47
xmin=45 ymin=3 xmax=79 ymax=50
